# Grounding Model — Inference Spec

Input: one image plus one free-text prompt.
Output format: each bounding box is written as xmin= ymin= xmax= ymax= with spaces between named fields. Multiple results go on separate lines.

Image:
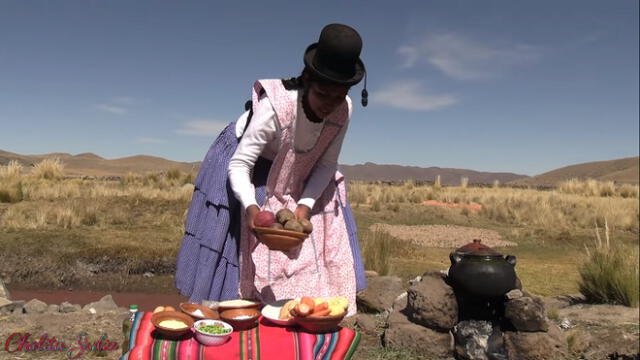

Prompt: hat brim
xmin=303 ymin=43 xmax=365 ymax=86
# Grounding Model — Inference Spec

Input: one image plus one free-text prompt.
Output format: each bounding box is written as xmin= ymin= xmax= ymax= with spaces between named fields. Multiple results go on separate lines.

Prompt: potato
xmin=298 ymin=218 xmax=313 ymax=234
xmin=276 ymin=209 xmax=295 ymax=224
xmin=284 ymin=219 xmax=304 ymax=232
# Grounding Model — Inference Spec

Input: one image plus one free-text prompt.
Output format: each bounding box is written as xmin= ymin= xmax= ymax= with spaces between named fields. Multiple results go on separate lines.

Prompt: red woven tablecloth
xmin=121 ymin=312 xmax=360 ymax=360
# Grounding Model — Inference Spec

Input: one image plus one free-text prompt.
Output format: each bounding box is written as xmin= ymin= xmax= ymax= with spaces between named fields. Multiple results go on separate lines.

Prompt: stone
xmin=386 ymin=292 xmax=409 ymax=326
xmin=356 ymin=313 xmax=379 ymax=334
xmin=505 ymin=295 xmax=548 ymax=332
xmin=0 ymin=299 xmax=24 ymax=315
xmin=82 ymin=295 xmax=119 ymax=314
xmin=559 ymin=318 xmax=572 ymax=330
xmin=0 ymin=297 xmax=11 ymax=308
xmin=542 ymin=294 xmax=585 ymax=313
xmin=0 ymin=279 xmax=10 ymax=300
xmin=384 ymin=294 xmax=454 ymax=358
xmin=60 ymin=301 xmax=81 ymax=313
xmin=24 ymin=299 xmax=48 ymax=314
xmin=408 ymin=275 xmax=422 ymax=286
xmin=504 ymin=324 xmax=568 ymax=360
xmin=406 ymin=272 xmax=458 ymax=331
xmin=357 ymin=276 xmax=404 ymax=313
xmin=505 ymin=289 xmax=523 ymax=300
xmin=383 ymin=313 xmax=454 ymax=359
xmin=47 ymin=304 xmax=60 ymax=313
xmin=453 ymin=320 xmax=493 ymax=360
xmin=566 ymin=327 xmax=640 ymax=360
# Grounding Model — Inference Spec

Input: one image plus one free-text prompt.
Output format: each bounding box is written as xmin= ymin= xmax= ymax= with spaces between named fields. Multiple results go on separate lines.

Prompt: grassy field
xmin=0 ymin=160 xmax=638 ymax=300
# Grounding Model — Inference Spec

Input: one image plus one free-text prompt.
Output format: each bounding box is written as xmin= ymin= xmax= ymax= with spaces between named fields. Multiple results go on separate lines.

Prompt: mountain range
xmin=1 ymin=149 xmax=637 ymax=185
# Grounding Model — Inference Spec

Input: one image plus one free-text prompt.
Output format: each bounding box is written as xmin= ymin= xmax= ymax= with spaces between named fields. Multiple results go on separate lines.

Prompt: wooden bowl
xmin=179 ymin=302 xmax=219 ymax=320
xmin=294 ymin=311 xmax=347 ymax=333
xmin=253 ymin=227 xmax=308 ymax=251
xmin=151 ymin=311 xmax=194 ymax=337
xmin=219 ymin=308 xmax=260 ymax=331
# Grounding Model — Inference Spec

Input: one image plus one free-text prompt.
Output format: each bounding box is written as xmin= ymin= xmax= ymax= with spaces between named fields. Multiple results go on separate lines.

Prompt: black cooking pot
xmin=448 ymin=239 xmax=517 ymax=299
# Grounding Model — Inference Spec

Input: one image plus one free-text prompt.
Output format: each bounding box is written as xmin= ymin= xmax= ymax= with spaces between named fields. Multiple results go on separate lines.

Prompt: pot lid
xmin=455 ymin=239 xmax=501 ymax=256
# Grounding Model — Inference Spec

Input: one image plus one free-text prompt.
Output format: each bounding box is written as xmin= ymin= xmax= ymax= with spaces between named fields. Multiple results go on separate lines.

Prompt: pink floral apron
xmin=239 ymin=79 xmax=357 ymax=316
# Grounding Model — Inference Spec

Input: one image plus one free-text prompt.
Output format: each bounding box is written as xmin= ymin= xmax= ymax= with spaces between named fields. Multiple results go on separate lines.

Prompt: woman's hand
xmin=246 ymin=205 xmax=260 ymax=232
xmin=294 ymin=204 xmax=311 ymax=221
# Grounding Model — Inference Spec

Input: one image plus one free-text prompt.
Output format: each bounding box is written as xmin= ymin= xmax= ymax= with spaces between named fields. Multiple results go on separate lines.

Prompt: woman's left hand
xmin=294 ymin=204 xmax=311 ymax=221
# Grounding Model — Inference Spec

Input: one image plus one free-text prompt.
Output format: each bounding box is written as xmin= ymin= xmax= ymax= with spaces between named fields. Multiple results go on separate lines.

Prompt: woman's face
xmin=306 ymin=81 xmax=349 ymax=119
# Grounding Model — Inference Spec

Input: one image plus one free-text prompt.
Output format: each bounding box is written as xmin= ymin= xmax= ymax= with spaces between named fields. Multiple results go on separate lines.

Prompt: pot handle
xmin=505 ymin=255 xmax=517 ymax=266
xmin=450 ymin=252 xmax=463 ymax=265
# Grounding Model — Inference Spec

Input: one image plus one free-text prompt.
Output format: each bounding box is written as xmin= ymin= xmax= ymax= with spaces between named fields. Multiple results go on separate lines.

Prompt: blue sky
xmin=1 ymin=0 xmax=638 ymax=175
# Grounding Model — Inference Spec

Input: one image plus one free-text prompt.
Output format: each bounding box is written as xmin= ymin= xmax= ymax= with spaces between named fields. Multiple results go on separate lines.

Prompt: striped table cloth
xmin=121 ymin=312 xmax=361 ymax=360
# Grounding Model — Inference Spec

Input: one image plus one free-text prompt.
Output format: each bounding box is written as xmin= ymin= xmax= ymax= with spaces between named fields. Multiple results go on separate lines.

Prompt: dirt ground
xmin=1 ymin=297 xmax=637 ymax=360
xmin=369 ymin=223 xmax=517 ymax=248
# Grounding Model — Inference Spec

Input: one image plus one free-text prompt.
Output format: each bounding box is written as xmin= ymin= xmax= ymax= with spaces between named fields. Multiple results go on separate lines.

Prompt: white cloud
xmin=136 ymin=137 xmax=165 ymax=144
xmin=176 ymin=119 xmax=227 ymax=137
xmin=399 ymin=33 xmax=542 ymax=80
xmin=95 ymin=104 xmax=127 ymax=115
xmin=112 ymin=97 xmax=136 ymax=105
xmin=371 ymin=80 xmax=457 ymax=111
xmin=397 ymin=45 xmax=419 ymax=68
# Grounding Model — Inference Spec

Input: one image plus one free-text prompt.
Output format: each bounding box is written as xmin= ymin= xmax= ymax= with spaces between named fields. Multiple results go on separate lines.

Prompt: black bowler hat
xmin=304 ymin=23 xmax=366 ymax=86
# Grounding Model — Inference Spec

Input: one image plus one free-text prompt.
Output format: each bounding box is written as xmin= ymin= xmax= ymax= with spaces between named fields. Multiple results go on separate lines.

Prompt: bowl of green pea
xmin=193 ymin=319 xmax=233 ymax=346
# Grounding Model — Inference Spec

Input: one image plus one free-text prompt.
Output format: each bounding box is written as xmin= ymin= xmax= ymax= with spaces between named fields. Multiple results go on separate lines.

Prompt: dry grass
xmin=31 ymin=157 xmax=65 ymax=180
xmin=348 ymin=180 xmax=639 ymax=233
xmin=360 ymin=229 xmax=395 ymax=275
xmin=558 ymin=178 xmax=639 ymax=198
xmin=0 ymin=161 xmax=24 ymax=203
xmin=348 ymin=179 xmax=638 ymax=296
xmin=579 ymin=222 xmax=639 ymax=307
xmin=0 ymin=160 xmax=23 ymax=179
xmin=1 ymin=172 xmax=638 ymax=298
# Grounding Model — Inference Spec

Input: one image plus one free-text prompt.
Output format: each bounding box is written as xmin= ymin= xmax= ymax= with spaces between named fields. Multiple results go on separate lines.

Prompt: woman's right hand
xmin=245 ymin=205 xmax=260 ymax=232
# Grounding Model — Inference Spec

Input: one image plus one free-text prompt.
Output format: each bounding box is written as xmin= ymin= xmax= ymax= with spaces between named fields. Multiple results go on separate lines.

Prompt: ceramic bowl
xmin=193 ymin=319 xmax=233 ymax=346
xmin=179 ymin=302 xmax=219 ymax=320
xmin=219 ymin=308 xmax=260 ymax=331
xmin=151 ymin=311 xmax=194 ymax=338
xmin=294 ymin=310 xmax=347 ymax=333
xmin=217 ymin=299 xmax=261 ymax=312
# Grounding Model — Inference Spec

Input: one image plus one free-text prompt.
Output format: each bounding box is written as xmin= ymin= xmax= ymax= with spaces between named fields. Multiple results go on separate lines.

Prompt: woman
xmin=176 ymin=23 xmax=367 ymax=315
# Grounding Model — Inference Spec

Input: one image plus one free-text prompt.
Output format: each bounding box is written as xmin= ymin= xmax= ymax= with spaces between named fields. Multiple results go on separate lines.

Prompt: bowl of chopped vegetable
xmin=193 ymin=319 xmax=233 ymax=346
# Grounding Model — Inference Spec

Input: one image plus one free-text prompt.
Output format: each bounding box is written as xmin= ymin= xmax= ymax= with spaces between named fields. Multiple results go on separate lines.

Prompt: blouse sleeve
xmin=228 ymin=96 xmax=277 ymax=211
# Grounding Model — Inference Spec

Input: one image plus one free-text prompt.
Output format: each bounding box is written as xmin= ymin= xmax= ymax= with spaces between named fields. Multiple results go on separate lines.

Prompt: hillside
xmin=514 ymin=157 xmax=639 ymax=186
xmin=338 ymin=162 xmax=528 ymax=185
xmin=2 ymin=150 xmax=636 ymax=185
xmin=0 ymin=150 xmax=198 ymax=177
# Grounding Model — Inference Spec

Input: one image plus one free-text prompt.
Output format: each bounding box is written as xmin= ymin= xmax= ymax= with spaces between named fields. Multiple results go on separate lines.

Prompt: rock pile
xmin=357 ymin=272 xmax=570 ymax=360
